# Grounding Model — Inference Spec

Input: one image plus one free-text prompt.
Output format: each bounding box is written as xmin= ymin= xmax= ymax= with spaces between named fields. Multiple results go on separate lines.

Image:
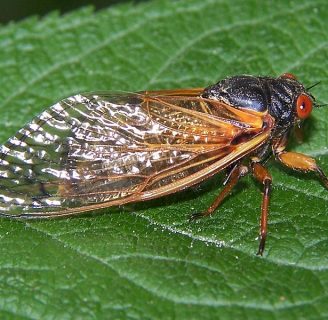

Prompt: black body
xmin=202 ymin=75 xmax=307 ymax=129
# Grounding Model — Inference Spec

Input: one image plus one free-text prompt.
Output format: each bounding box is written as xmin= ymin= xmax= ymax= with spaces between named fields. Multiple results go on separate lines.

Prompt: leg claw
xmin=189 ymin=212 xmax=205 ymax=222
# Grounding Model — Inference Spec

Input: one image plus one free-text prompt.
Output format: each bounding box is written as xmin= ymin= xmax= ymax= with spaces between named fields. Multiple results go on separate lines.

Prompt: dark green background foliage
xmin=0 ymin=0 xmax=327 ymax=319
xmin=0 ymin=0 xmax=138 ymax=24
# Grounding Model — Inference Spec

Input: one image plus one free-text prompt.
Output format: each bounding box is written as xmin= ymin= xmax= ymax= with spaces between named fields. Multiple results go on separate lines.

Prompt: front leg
xmin=276 ymin=151 xmax=328 ymax=188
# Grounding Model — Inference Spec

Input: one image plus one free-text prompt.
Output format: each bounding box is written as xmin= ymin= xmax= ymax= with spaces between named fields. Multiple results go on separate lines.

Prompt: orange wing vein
xmin=0 ymin=90 xmax=273 ymax=218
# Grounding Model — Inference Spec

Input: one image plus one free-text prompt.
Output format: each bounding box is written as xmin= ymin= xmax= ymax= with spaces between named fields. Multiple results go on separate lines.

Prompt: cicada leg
xmin=276 ymin=151 xmax=328 ymax=188
xmin=251 ymin=160 xmax=272 ymax=256
xmin=190 ymin=164 xmax=248 ymax=221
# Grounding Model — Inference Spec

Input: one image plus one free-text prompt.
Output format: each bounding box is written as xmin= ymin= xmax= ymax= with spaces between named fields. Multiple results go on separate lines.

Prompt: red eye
xmin=280 ymin=73 xmax=298 ymax=80
xmin=296 ymin=94 xmax=313 ymax=119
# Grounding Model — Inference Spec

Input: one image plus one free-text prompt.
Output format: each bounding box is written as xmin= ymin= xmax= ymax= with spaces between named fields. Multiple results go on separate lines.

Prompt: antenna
xmin=306 ymin=81 xmax=321 ymax=91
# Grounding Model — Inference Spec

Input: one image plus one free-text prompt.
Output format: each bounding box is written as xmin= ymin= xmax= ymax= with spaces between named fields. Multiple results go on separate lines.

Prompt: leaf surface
xmin=0 ymin=0 xmax=327 ymax=319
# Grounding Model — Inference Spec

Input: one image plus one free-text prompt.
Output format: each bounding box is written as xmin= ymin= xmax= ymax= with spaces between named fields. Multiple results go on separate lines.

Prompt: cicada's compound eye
xmin=296 ymin=94 xmax=313 ymax=119
xmin=280 ymin=73 xmax=298 ymax=81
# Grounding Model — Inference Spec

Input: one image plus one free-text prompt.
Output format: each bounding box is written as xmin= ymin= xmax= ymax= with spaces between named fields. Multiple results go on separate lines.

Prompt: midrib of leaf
xmin=21 ymin=220 xmax=325 ymax=299
xmin=19 ymin=207 xmax=328 ymax=273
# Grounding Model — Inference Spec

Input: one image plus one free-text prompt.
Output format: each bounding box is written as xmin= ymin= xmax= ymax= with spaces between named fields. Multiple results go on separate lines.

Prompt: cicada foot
xmin=257 ymin=234 xmax=266 ymax=256
xmin=189 ymin=211 xmax=210 ymax=222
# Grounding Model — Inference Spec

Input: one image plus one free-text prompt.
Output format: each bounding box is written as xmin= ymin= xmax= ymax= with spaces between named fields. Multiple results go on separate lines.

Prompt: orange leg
xmin=277 ymin=151 xmax=328 ymax=188
xmin=190 ymin=164 xmax=248 ymax=220
xmin=251 ymin=161 xmax=272 ymax=256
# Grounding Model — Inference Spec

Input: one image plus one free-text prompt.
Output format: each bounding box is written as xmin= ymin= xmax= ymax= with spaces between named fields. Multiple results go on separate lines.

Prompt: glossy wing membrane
xmin=0 ymin=90 xmax=272 ymax=217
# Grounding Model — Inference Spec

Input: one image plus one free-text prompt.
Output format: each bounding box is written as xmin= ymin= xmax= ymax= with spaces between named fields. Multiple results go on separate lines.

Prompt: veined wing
xmin=0 ymin=90 xmax=273 ymax=218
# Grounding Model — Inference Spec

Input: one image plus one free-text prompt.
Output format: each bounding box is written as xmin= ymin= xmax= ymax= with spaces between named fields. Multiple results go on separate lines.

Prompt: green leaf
xmin=0 ymin=0 xmax=327 ymax=319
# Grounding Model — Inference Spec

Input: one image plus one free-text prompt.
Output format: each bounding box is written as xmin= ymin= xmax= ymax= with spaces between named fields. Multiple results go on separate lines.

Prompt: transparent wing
xmin=0 ymin=90 xmax=272 ymax=217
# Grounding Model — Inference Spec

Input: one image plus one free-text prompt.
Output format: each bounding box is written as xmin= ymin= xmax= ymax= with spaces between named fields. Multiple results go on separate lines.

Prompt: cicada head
xmin=278 ymin=73 xmax=314 ymax=122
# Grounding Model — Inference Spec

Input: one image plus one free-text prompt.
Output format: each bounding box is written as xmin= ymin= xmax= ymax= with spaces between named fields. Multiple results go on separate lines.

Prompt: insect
xmin=0 ymin=73 xmax=326 ymax=255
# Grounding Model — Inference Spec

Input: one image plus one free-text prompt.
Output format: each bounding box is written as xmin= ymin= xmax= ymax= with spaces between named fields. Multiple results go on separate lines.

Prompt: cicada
xmin=0 ymin=73 xmax=326 ymax=255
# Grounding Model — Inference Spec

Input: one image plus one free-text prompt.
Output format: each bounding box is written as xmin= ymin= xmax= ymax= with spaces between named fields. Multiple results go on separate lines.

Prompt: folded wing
xmin=0 ymin=90 xmax=272 ymax=217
